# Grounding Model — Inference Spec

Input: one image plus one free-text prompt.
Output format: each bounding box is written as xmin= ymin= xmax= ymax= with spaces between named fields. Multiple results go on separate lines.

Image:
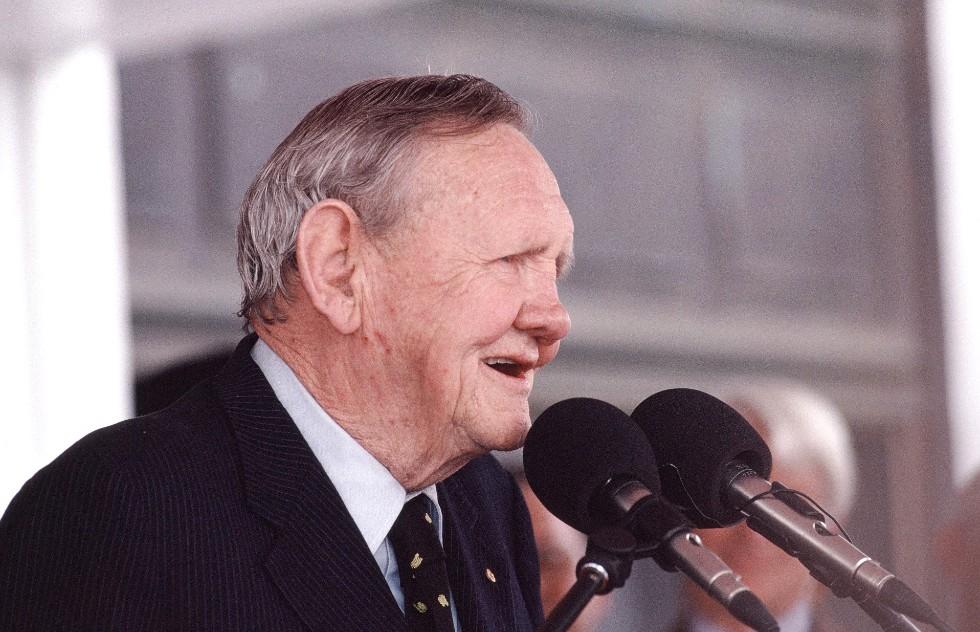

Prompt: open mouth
xmin=484 ymin=358 xmax=528 ymax=379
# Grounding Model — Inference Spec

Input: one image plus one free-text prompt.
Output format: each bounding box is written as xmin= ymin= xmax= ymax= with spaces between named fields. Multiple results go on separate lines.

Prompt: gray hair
xmin=237 ymin=74 xmax=529 ymax=325
xmin=721 ymin=382 xmax=857 ymax=517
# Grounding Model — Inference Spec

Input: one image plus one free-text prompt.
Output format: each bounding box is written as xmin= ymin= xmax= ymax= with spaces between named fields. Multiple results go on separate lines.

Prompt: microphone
xmin=523 ymin=397 xmax=779 ymax=632
xmin=631 ymin=388 xmax=947 ymax=629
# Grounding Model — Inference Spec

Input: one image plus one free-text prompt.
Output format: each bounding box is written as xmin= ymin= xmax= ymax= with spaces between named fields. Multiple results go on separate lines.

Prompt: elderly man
xmin=0 ymin=75 xmax=573 ymax=631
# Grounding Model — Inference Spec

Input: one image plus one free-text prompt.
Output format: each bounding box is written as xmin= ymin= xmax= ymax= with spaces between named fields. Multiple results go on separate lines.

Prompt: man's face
xmin=360 ymin=124 xmax=573 ymax=459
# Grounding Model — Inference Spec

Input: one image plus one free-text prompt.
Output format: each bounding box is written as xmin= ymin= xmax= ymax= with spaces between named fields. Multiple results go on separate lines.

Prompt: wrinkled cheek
xmin=423 ymin=361 xmax=458 ymax=398
xmin=475 ymin=290 xmax=524 ymax=342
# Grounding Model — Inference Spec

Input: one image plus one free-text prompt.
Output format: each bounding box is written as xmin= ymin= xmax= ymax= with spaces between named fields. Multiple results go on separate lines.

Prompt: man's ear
xmin=295 ymin=199 xmax=363 ymax=335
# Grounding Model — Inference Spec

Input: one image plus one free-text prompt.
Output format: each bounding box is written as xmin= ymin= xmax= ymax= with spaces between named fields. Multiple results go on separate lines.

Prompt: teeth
xmin=484 ymin=357 xmax=527 ymax=378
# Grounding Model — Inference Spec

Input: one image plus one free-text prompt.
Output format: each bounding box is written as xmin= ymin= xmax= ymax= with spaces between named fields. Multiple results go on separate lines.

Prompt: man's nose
xmin=514 ymin=278 xmax=571 ymax=345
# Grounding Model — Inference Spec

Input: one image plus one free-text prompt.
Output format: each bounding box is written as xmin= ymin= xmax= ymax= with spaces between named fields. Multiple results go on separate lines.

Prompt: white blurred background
xmin=1 ymin=1 xmax=978 ymax=629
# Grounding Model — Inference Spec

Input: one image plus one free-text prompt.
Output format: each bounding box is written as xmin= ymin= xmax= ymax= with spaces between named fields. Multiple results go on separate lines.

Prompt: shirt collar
xmin=250 ymin=338 xmax=440 ymax=554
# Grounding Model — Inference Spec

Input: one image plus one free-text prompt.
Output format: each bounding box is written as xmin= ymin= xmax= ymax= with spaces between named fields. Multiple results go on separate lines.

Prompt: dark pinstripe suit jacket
xmin=0 ymin=336 xmax=544 ymax=631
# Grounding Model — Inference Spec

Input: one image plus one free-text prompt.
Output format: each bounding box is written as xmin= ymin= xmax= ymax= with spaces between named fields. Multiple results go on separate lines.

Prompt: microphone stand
xmin=854 ymin=592 xmax=924 ymax=632
xmin=537 ymin=527 xmax=636 ymax=632
xmin=744 ymin=482 xmax=950 ymax=632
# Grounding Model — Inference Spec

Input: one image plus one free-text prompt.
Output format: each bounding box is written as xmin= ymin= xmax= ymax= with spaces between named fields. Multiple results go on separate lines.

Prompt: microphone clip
xmin=577 ymin=526 xmax=637 ymax=594
xmin=537 ymin=527 xmax=636 ymax=632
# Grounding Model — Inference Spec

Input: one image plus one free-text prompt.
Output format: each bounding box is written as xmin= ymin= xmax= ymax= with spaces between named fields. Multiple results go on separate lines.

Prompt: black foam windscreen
xmin=523 ymin=397 xmax=661 ymax=535
xmin=631 ymin=388 xmax=773 ymax=527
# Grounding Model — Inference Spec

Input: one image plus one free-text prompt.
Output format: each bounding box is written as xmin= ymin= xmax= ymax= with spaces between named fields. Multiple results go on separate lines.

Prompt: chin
xmin=493 ymin=433 xmax=526 ymax=453
xmin=495 ymin=413 xmax=533 ymax=451
xmin=469 ymin=411 xmax=531 ymax=453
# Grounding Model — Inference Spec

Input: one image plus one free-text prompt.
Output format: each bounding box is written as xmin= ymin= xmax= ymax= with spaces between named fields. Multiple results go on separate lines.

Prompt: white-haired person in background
xmin=671 ymin=382 xmax=857 ymax=632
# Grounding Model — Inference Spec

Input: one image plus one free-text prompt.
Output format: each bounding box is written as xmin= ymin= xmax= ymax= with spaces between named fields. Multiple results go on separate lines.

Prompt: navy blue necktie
xmin=388 ymin=496 xmax=455 ymax=632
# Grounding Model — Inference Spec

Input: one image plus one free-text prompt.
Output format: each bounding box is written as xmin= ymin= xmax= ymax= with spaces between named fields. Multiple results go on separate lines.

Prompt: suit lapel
xmin=212 ymin=336 xmax=407 ymax=631
xmin=440 ymin=472 xmax=522 ymax=632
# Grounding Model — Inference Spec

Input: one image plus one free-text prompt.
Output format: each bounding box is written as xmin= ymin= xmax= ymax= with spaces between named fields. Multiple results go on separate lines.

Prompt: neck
xmin=254 ymin=319 xmax=474 ymax=491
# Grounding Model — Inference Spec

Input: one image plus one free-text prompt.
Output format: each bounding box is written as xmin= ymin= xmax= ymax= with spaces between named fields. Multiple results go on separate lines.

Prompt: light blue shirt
xmin=251 ymin=339 xmax=458 ymax=627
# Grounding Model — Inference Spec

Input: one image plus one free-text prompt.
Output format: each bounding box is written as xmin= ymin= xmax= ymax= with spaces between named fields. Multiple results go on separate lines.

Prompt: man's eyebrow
xmin=556 ymin=246 xmax=575 ymax=281
xmin=517 ymin=240 xmax=574 ymax=279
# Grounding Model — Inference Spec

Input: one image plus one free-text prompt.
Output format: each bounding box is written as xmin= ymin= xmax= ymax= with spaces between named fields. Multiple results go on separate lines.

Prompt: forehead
xmin=406 ymin=124 xmax=573 ymax=245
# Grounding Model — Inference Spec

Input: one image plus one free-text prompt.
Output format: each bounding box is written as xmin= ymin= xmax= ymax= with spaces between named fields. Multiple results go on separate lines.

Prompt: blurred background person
xmin=517 ymin=474 xmax=612 ymax=631
xmin=672 ymin=383 xmax=856 ymax=632
xmin=934 ymin=471 xmax=980 ymax=630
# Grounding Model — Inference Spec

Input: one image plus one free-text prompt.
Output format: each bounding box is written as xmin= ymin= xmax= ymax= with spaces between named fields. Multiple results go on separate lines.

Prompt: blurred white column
xmin=0 ymin=46 xmax=131 ymax=513
xmin=929 ymin=4 xmax=980 ymax=485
